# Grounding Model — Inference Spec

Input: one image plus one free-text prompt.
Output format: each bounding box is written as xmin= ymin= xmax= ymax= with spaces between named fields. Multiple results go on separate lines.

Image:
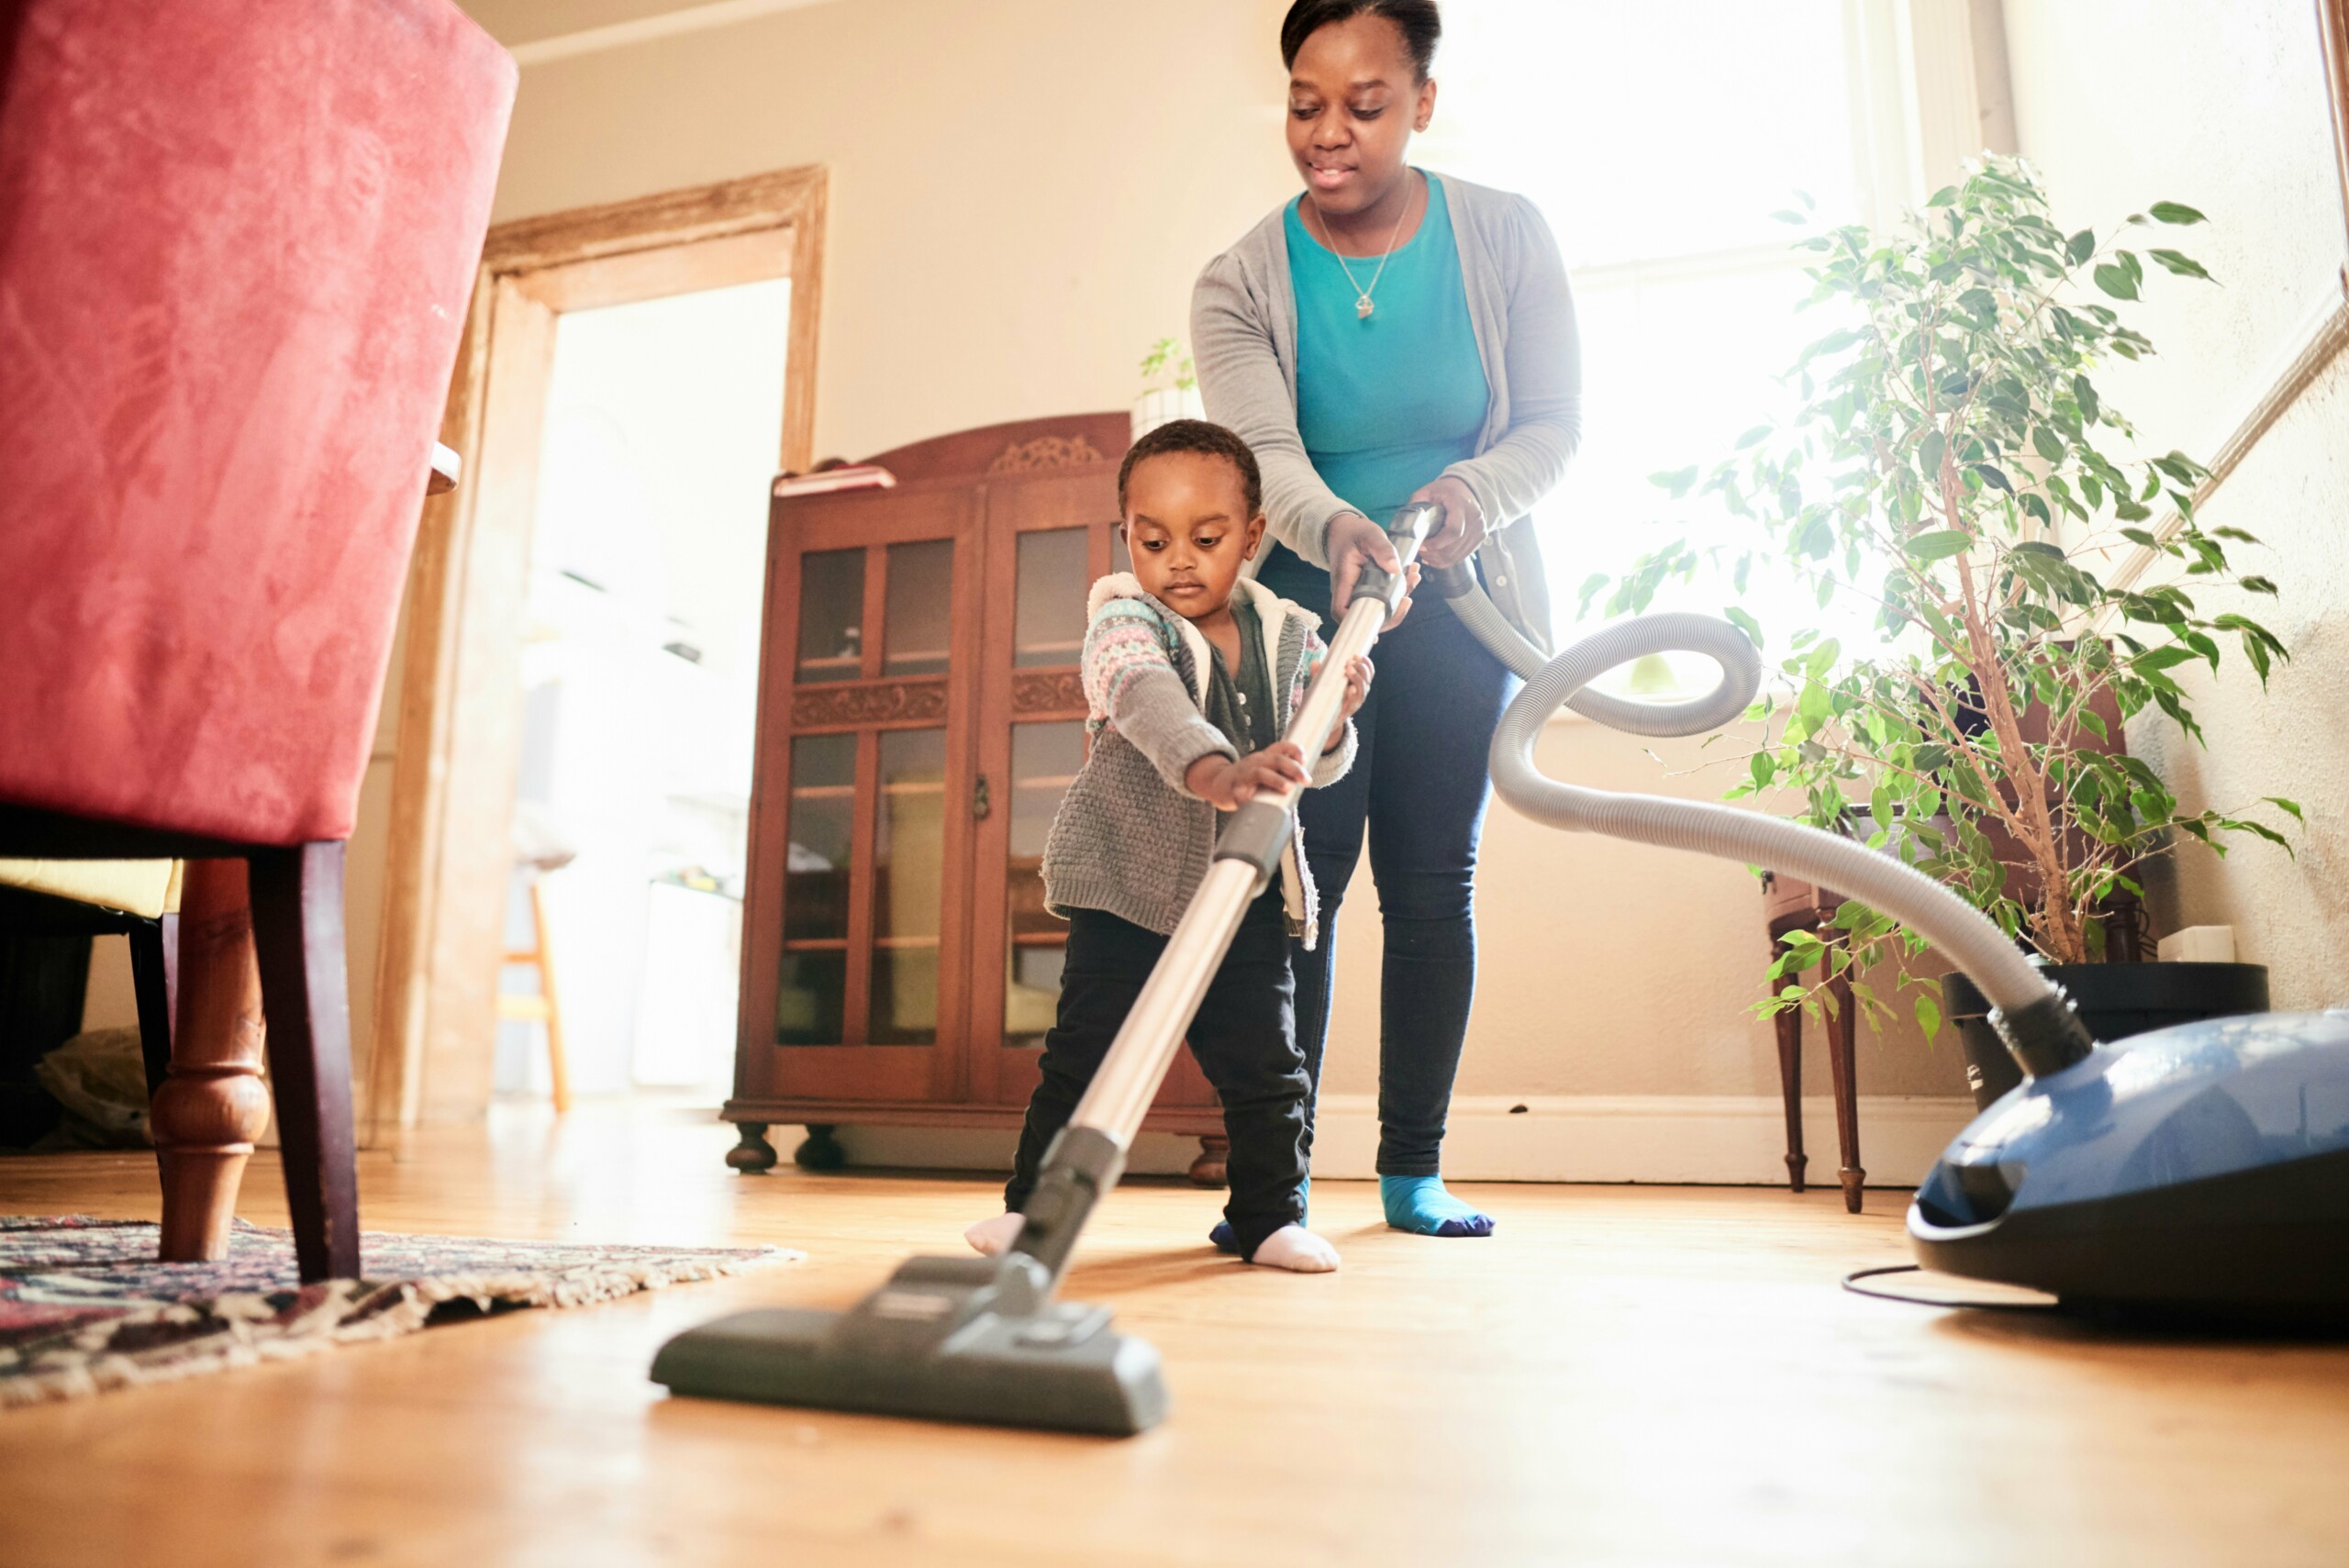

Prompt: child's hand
xmin=1186 ymin=743 xmax=1312 ymax=809
xmin=1324 ymin=655 xmax=1372 ymax=753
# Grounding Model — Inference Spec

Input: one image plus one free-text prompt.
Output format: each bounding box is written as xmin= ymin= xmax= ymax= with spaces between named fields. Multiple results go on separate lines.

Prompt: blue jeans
xmin=1280 ymin=569 xmax=1513 ymax=1176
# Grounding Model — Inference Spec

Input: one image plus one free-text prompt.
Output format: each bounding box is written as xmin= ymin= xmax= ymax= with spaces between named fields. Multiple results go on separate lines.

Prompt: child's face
xmin=1121 ymin=452 xmax=1266 ymax=622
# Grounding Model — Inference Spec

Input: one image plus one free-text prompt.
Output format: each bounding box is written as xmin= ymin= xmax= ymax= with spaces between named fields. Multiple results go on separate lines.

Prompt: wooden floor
xmin=3 ymin=1101 xmax=2347 ymax=1567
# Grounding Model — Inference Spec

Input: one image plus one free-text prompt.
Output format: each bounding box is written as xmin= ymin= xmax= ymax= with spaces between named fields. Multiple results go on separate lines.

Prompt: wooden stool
xmin=498 ymin=801 xmax=577 ymax=1113
xmin=1762 ymin=871 xmax=1865 ymax=1212
xmin=498 ymin=875 xmax=572 ymax=1114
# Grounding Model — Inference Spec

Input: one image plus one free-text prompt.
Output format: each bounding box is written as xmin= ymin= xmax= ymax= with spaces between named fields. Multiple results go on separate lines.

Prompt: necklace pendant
xmin=1355 ymin=294 xmax=1375 ymax=319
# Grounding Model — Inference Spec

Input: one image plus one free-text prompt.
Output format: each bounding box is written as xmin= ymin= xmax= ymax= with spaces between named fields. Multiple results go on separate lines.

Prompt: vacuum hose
xmin=1444 ymin=566 xmax=2097 ymax=1079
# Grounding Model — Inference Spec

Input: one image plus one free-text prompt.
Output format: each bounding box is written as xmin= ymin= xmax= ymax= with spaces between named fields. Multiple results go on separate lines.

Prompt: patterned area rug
xmin=0 ymin=1216 xmax=795 ymax=1408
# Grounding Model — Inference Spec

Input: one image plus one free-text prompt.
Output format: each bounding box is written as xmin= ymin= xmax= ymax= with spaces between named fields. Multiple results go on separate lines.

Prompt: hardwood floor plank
xmin=2 ymin=1100 xmax=2345 ymax=1567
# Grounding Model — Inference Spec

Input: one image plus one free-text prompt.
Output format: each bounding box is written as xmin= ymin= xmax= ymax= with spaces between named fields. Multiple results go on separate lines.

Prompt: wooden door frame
xmin=367 ymin=166 xmax=827 ymax=1135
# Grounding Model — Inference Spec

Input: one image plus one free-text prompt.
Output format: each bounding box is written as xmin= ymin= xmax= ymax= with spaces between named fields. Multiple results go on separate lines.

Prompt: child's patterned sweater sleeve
xmin=1084 ymin=597 xmax=1236 ymax=798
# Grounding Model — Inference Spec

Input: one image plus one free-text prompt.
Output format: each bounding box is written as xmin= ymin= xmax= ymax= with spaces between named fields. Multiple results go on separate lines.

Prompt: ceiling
xmin=457 ymin=0 xmax=851 ymax=51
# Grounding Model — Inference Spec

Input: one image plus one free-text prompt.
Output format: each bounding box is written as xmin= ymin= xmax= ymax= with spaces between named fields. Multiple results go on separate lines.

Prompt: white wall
xmin=2004 ymin=0 xmax=2349 ymax=1007
xmin=478 ymin=0 xmax=1297 ymax=462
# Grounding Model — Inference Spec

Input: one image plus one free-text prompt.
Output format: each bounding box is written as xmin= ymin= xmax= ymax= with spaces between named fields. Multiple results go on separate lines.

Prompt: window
xmin=1419 ymin=1 xmax=1956 ymax=655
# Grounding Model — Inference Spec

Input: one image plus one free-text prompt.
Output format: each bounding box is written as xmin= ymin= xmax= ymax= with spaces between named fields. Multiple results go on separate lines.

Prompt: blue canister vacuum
xmin=652 ymin=507 xmax=2349 ymax=1438
xmin=1445 ymin=562 xmax=2349 ymax=1328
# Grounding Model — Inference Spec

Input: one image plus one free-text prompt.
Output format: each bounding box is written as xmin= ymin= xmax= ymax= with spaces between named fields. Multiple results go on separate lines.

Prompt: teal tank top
xmin=1256 ymin=172 xmax=1489 ymax=622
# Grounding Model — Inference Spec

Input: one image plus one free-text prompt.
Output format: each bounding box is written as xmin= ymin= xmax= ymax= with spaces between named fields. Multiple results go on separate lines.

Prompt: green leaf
xmin=2031 ymin=425 xmax=2065 ymax=462
xmin=2240 ymin=574 xmax=2280 ymax=595
xmin=1798 ymin=679 xmax=1831 ymax=728
xmin=1905 ymin=529 xmax=1972 ymax=562
xmin=2092 ymin=261 xmax=2139 ymax=300
xmin=1919 ymin=428 xmax=1946 ymax=475
xmin=2148 ymin=248 xmax=2211 ymax=280
xmin=1914 ymin=993 xmax=1943 ymax=1041
xmin=2266 ymin=796 xmax=2305 ymax=823
xmin=2149 ymin=201 xmax=2208 ymax=225
xmin=2065 ymin=228 xmax=2096 ymax=265
xmin=2074 ymin=375 xmax=2100 ymax=423
xmin=1735 ymin=424 xmax=1772 ymax=450
xmin=1800 ymin=328 xmax=1864 ymax=362
xmin=1651 ymin=465 xmax=1699 ymax=498
xmin=1972 ymin=463 xmax=2015 ymax=495
xmin=1722 ymin=605 xmax=1764 ymax=649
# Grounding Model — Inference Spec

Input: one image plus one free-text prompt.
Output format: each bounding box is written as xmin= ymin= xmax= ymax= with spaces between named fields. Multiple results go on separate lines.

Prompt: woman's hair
xmin=1279 ymin=0 xmax=1442 ymax=82
xmin=1117 ymin=419 xmax=1264 ymax=519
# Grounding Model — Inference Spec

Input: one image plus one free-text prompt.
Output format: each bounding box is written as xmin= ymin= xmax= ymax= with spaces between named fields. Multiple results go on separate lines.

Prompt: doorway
xmin=368 ymin=169 xmax=826 ymax=1134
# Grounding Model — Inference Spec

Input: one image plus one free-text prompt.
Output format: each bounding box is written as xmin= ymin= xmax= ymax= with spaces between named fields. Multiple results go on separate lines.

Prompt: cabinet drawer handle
xmin=973 ymin=774 xmax=992 ymax=819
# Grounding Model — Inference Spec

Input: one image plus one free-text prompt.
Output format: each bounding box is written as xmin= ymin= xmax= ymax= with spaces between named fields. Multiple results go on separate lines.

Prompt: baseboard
xmin=829 ymin=1094 xmax=1979 ymax=1187
xmin=1306 ymin=1094 xmax=1976 ymax=1187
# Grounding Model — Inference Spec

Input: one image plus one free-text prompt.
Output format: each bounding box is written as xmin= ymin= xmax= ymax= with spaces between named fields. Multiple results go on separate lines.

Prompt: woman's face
xmin=1286 ymin=15 xmax=1436 ymax=218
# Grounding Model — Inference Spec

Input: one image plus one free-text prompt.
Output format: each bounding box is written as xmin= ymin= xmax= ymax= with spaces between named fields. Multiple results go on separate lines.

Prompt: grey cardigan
xmin=1190 ymin=171 xmax=1582 ymax=651
xmin=1041 ymin=573 xmax=1355 ymax=947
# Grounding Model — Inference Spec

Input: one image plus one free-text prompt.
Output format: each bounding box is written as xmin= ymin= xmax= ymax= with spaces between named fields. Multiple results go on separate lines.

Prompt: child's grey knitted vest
xmin=1041 ymin=573 xmax=1355 ymax=948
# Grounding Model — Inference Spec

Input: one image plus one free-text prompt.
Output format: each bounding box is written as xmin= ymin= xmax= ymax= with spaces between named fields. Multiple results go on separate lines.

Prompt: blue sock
xmin=1208 ymin=1177 xmax=1307 ymax=1254
xmin=1380 ymin=1175 xmax=1494 ymax=1238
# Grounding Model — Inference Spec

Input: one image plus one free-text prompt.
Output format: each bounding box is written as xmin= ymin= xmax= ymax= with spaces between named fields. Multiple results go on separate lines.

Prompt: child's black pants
xmin=1006 ymin=889 xmax=1308 ymax=1260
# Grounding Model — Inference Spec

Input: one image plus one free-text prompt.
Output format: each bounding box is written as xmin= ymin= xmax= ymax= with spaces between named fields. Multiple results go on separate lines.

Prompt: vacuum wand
xmin=1009 ymin=502 xmax=1438 ymax=1285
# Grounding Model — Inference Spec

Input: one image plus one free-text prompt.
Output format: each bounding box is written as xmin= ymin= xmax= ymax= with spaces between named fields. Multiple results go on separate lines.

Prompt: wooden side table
xmin=1761 ymin=871 xmax=1865 ymax=1212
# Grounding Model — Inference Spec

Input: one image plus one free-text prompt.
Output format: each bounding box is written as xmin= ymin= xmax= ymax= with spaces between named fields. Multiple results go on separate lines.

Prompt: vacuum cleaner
xmin=651 ymin=503 xmax=2349 ymax=1437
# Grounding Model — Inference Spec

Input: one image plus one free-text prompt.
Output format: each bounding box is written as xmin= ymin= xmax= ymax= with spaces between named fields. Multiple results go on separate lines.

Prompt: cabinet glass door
xmin=756 ymin=490 xmax=974 ymax=1103
xmin=969 ymin=476 xmax=1218 ymax=1110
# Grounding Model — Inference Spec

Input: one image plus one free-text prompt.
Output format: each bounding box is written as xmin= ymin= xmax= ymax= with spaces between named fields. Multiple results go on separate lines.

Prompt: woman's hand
xmin=1186 ymin=743 xmax=1312 ymax=810
xmin=1411 ymin=475 xmax=1487 ymax=571
xmin=1327 ymin=512 xmax=1419 ymax=629
xmin=1323 ymin=654 xmax=1372 ymax=755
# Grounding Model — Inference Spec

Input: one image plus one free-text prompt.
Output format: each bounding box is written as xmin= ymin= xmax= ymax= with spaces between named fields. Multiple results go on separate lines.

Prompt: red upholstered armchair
xmin=0 ymin=1 xmax=515 ymax=1279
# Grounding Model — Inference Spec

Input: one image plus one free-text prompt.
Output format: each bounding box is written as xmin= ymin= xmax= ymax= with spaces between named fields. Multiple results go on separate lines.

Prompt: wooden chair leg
xmin=1821 ymin=945 xmax=1865 ymax=1214
xmin=153 ymin=863 xmax=272 ymax=1261
xmin=530 ymin=879 xmax=572 ymax=1114
xmin=127 ymin=917 xmax=173 ymax=1105
xmin=1772 ymin=975 xmax=1807 ymax=1194
xmin=250 ymin=841 xmax=361 ymax=1283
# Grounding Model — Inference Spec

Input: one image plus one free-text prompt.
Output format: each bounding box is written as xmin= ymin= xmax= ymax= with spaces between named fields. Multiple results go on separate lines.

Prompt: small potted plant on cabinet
xmin=1594 ymin=157 xmax=2298 ymax=1106
xmin=1132 ymin=337 xmax=1203 ymax=443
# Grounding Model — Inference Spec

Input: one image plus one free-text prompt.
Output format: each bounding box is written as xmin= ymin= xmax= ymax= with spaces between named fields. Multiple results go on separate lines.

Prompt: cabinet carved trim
xmin=1010 ymin=670 xmax=1086 ymax=716
xmin=790 ymin=678 xmax=950 ymax=730
xmin=986 ymin=434 xmax=1104 ymax=474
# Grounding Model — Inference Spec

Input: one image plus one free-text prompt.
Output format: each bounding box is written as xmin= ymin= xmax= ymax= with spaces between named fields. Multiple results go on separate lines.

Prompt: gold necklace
xmin=1307 ymin=173 xmax=1419 ymax=319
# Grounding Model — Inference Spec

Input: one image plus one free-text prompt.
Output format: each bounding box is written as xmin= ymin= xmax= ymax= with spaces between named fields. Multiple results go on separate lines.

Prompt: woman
xmin=1192 ymin=0 xmax=1580 ymax=1238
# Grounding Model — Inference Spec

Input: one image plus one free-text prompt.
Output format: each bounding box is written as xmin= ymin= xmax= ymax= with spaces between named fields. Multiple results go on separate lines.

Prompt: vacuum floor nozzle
xmin=651 ymin=1252 xmax=1168 ymax=1436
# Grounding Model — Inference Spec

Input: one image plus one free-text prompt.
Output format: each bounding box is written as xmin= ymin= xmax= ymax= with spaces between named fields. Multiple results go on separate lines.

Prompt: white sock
xmin=964 ymin=1212 xmax=1025 ymax=1256
xmin=1246 ymin=1224 xmax=1340 ymax=1273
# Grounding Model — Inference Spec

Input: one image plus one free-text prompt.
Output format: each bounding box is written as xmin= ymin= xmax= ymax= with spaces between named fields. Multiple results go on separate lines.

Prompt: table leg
xmin=1821 ymin=943 xmax=1865 ymax=1214
xmin=1772 ymin=985 xmax=1807 ymax=1194
xmin=152 ymin=859 xmax=271 ymax=1261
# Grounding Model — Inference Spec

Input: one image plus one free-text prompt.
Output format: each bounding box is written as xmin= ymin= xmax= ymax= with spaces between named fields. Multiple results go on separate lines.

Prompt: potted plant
xmin=1591 ymin=156 xmax=2298 ymax=1107
xmin=1132 ymin=336 xmax=1203 ymax=442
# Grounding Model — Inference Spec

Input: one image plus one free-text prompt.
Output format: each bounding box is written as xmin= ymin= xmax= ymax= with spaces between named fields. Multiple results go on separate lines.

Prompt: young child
xmin=964 ymin=419 xmax=1369 ymax=1273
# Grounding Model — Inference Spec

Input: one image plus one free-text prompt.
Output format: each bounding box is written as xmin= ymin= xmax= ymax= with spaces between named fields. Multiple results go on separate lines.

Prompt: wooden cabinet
xmin=723 ymin=414 xmax=1225 ymax=1175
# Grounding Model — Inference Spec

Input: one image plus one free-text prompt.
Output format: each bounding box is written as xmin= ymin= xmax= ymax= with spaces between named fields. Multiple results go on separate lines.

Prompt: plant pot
xmin=1130 ymin=385 xmax=1202 ymax=443
xmin=1943 ymin=962 xmax=2271 ymax=1109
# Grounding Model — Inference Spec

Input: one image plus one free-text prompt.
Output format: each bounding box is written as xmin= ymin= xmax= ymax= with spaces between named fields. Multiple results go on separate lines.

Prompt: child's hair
xmin=1116 ymin=418 xmax=1264 ymax=519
